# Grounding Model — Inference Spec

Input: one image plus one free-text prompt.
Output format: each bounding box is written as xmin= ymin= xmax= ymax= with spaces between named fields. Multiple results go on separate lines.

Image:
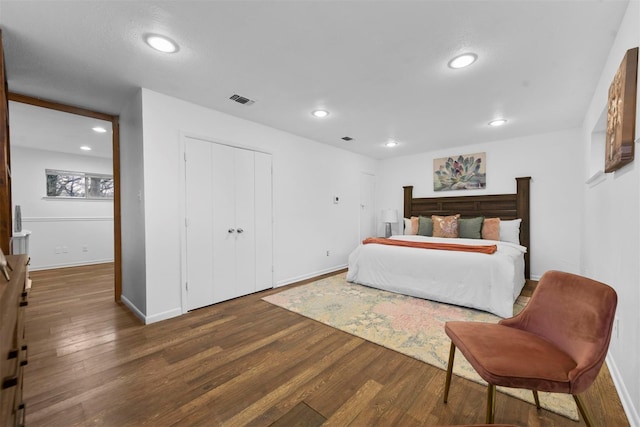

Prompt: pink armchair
xmin=443 ymin=270 xmax=617 ymax=426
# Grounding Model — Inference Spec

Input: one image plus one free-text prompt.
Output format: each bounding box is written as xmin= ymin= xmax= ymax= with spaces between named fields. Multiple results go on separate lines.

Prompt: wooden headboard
xmin=403 ymin=177 xmax=531 ymax=279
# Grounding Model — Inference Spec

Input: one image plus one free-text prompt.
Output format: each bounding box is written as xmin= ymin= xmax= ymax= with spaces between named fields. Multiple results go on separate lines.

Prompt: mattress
xmin=346 ymin=235 xmax=527 ymax=317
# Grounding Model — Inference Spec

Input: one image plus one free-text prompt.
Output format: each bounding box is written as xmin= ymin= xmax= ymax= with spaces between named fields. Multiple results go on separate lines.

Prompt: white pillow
xmin=499 ymin=219 xmax=522 ymax=244
xmin=403 ymin=217 xmax=419 ymax=235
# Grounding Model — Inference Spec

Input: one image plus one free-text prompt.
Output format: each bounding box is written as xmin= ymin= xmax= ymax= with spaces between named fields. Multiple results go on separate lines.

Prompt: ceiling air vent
xmin=229 ymin=94 xmax=255 ymax=106
xmin=341 ymin=136 xmax=354 ymax=141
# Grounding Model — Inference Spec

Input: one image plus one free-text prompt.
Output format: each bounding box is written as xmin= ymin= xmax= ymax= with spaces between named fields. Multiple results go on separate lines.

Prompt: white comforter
xmin=346 ymin=235 xmax=527 ymax=317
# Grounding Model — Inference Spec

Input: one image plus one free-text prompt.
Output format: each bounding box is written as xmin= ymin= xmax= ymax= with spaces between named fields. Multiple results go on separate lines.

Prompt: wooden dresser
xmin=0 ymin=255 xmax=29 ymax=427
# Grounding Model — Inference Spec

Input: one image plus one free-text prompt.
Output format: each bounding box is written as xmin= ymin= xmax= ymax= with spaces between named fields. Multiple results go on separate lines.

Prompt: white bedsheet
xmin=346 ymin=235 xmax=527 ymax=317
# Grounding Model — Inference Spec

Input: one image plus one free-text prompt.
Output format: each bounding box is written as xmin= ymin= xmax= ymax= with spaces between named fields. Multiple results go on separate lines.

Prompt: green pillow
xmin=459 ymin=216 xmax=485 ymax=239
xmin=418 ymin=216 xmax=433 ymax=236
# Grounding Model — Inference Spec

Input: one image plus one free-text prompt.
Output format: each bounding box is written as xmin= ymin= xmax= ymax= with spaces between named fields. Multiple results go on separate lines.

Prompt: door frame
xmin=7 ymin=92 xmax=122 ymax=301
xmin=0 ymin=29 xmax=12 ymax=255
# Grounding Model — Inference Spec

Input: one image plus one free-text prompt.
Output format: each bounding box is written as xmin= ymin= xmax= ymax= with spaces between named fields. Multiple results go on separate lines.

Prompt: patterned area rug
xmin=262 ymin=272 xmax=579 ymax=420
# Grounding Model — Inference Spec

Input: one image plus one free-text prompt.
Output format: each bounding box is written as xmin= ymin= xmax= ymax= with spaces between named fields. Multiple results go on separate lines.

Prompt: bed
xmin=346 ymin=177 xmax=531 ymax=317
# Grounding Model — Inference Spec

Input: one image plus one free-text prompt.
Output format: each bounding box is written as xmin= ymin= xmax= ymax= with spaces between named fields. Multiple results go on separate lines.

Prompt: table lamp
xmin=381 ymin=209 xmax=398 ymax=238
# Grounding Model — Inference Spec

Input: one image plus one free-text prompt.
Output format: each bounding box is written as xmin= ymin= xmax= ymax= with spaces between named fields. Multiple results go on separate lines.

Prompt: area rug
xmin=262 ymin=272 xmax=579 ymax=420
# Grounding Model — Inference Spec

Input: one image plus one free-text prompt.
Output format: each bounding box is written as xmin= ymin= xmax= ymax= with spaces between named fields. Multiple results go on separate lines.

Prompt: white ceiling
xmin=0 ymin=1 xmax=630 ymax=159
xmin=9 ymin=101 xmax=113 ymax=159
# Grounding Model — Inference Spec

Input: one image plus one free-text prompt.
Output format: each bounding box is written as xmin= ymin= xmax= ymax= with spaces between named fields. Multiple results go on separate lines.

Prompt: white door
xmin=229 ymin=148 xmax=256 ymax=301
xmin=359 ymin=173 xmax=376 ymax=241
xmin=185 ymin=139 xmax=273 ymax=311
xmin=185 ymin=138 xmax=218 ymax=310
xmin=210 ymin=143 xmax=244 ymax=303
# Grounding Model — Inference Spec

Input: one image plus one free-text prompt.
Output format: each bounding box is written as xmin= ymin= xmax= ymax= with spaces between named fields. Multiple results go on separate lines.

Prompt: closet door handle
xmin=228 ymin=228 xmax=236 ymax=234
xmin=237 ymin=228 xmax=244 ymax=234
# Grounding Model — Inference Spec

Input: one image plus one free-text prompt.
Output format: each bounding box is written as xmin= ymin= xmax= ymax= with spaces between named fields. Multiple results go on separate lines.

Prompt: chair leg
xmin=574 ymin=394 xmax=594 ymax=427
xmin=485 ymin=383 xmax=496 ymax=423
xmin=443 ymin=342 xmax=456 ymax=403
xmin=532 ymin=389 xmax=541 ymax=409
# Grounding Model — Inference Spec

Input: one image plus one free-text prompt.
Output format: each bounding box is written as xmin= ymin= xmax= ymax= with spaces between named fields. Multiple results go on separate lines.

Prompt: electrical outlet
xmin=63 ymin=246 xmax=69 ymax=253
xmin=82 ymin=245 xmax=88 ymax=252
xmin=55 ymin=246 xmax=61 ymax=254
xmin=326 ymin=250 xmax=330 ymax=256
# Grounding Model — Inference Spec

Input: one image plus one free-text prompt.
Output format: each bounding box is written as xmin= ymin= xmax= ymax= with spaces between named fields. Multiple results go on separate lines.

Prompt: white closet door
xmin=211 ymin=143 xmax=240 ymax=303
xmin=254 ymin=152 xmax=273 ymax=291
xmin=185 ymin=138 xmax=216 ymax=310
xmin=359 ymin=173 xmax=376 ymax=240
xmin=184 ymin=139 xmax=272 ymax=311
xmin=230 ymin=148 xmax=256 ymax=299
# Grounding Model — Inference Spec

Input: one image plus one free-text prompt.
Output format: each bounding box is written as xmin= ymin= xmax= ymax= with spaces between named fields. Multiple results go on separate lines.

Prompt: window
xmin=46 ymin=169 xmax=114 ymax=199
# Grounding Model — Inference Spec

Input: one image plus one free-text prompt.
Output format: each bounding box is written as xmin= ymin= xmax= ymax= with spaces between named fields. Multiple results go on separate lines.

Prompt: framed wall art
xmin=434 ymin=152 xmax=486 ymax=192
xmin=605 ymin=47 xmax=638 ymax=173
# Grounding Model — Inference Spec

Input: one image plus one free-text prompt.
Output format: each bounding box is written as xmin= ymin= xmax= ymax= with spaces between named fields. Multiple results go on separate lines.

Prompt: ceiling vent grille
xmin=229 ymin=94 xmax=255 ymax=106
xmin=341 ymin=136 xmax=354 ymax=141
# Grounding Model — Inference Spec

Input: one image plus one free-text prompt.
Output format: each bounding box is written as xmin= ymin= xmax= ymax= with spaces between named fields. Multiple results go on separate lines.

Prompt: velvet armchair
xmin=443 ymin=270 xmax=617 ymax=426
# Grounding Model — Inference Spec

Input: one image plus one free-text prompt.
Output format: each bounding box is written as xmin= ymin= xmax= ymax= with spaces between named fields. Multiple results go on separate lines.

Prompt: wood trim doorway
xmin=7 ymin=92 xmax=122 ymax=302
xmin=0 ymin=29 xmax=12 ymax=255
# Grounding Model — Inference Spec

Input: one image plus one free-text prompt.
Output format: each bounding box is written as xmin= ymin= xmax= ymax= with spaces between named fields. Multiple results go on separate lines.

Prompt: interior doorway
xmin=7 ymin=93 xmax=122 ymax=301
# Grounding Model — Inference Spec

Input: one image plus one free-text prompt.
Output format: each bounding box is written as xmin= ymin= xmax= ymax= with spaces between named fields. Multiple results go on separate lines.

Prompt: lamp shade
xmin=381 ymin=209 xmax=398 ymax=223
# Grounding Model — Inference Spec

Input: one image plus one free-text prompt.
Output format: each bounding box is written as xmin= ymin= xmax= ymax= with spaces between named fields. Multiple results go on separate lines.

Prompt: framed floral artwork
xmin=434 ymin=152 xmax=486 ymax=191
xmin=605 ymin=47 xmax=638 ymax=173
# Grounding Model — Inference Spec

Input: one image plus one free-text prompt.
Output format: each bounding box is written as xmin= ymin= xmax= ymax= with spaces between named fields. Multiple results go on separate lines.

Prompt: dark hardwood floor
xmin=23 ymin=264 xmax=629 ymax=426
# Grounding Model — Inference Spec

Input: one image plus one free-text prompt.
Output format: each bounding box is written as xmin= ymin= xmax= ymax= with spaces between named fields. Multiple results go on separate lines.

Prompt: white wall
xmin=119 ymin=88 xmax=377 ymax=323
xmin=376 ymin=128 xmax=584 ymax=279
xmin=10 ymin=146 xmax=114 ymax=270
xmin=582 ymin=1 xmax=639 ymax=425
xmin=119 ymin=90 xmax=147 ymax=316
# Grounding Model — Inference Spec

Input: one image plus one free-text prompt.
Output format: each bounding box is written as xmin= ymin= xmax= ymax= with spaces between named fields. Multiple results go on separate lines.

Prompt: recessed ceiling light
xmin=488 ymin=118 xmax=508 ymax=127
xmin=385 ymin=140 xmax=398 ymax=147
xmin=312 ymin=109 xmax=329 ymax=118
xmin=92 ymin=126 xmax=107 ymax=133
xmin=80 ymin=146 xmax=92 ymax=151
xmin=145 ymin=34 xmax=179 ymax=53
xmin=448 ymin=53 xmax=478 ymax=69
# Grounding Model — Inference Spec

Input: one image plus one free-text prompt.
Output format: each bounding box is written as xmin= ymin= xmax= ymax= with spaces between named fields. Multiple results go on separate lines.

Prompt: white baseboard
xmin=120 ymin=295 xmax=146 ymax=323
xmin=144 ymin=307 xmax=183 ymax=324
xmin=120 ymin=295 xmax=183 ymax=325
xmin=29 ymin=258 xmax=114 ymax=271
xmin=120 ymin=295 xmax=181 ymax=325
xmin=275 ymin=264 xmax=347 ymax=287
xmin=606 ymin=352 xmax=640 ymax=427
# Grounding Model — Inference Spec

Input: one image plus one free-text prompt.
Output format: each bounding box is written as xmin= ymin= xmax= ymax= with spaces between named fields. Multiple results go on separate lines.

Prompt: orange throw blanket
xmin=362 ymin=237 xmax=497 ymax=254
